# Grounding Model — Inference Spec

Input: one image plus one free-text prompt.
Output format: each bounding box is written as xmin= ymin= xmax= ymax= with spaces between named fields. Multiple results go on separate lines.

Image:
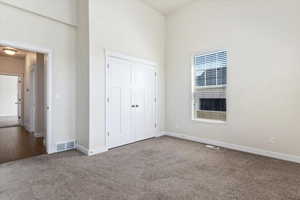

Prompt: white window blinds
xmin=194 ymin=51 xmax=227 ymax=87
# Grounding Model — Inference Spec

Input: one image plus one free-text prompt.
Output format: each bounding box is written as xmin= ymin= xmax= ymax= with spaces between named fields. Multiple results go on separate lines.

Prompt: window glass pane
xmin=217 ymin=51 xmax=227 ymax=68
xmin=206 ymin=69 xmax=216 ymax=86
xmin=217 ymin=67 xmax=227 ymax=85
xmin=195 ymin=56 xmax=205 ymax=70
xmin=200 ymin=98 xmax=227 ymax=112
xmin=195 ymin=70 xmax=205 ymax=86
xmin=205 ymin=53 xmax=217 ymax=70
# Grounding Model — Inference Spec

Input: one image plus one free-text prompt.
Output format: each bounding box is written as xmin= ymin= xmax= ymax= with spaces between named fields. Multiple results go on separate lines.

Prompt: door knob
xmin=135 ymin=105 xmax=139 ymax=108
xmin=131 ymin=105 xmax=136 ymax=108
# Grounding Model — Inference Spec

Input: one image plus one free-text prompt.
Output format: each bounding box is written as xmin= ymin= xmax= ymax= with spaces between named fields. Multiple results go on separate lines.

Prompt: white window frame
xmin=191 ymin=50 xmax=228 ymax=124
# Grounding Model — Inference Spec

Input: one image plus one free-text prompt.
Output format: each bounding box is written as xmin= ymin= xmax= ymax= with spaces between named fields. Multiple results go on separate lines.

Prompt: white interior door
xmin=133 ymin=63 xmax=156 ymax=141
xmin=108 ymin=57 xmax=134 ymax=148
xmin=107 ymin=55 xmax=157 ymax=149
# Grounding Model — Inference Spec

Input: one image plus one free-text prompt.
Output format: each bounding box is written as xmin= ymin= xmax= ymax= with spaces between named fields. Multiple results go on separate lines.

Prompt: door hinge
xmin=154 ymin=97 xmax=157 ymax=103
xmin=155 ymin=123 xmax=157 ymax=128
xmin=155 ymin=72 xmax=157 ymax=77
xmin=107 ymin=97 xmax=110 ymax=103
xmin=107 ymin=132 xmax=110 ymax=136
xmin=107 ymin=64 xmax=110 ymax=69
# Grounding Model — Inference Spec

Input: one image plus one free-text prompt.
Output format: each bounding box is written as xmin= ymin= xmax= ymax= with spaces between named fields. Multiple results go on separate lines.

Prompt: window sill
xmin=192 ymin=118 xmax=227 ymax=124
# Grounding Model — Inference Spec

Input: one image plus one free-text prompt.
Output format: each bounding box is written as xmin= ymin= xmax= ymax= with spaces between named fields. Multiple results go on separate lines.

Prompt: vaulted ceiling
xmin=141 ymin=0 xmax=195 ymax=15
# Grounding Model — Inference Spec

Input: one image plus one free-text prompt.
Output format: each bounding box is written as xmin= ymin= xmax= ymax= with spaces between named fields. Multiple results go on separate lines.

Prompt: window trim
xmin=191 ymin=49 xmax=229 ymax=124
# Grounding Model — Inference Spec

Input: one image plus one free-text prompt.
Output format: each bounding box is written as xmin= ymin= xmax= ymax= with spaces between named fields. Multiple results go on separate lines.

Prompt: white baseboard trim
xmin=77 ymin=144 xmax=108 ymax=156
xmin=163 ymin=131 xmax=300 ymax=164
xmin=156 ymin=131 xmax=165 ymax=137
xmin=34 ymin=132 xmax=43 ymax=138
xmin=77 ymin=144 xmax=89 ymax=155
xmin=24 ymin=123 xmax=31 ymax=133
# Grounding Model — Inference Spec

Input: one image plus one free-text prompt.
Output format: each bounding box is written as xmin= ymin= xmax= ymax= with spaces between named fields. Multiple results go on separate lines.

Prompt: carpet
xmin=0 ymin=136 xmax=300 ymax=200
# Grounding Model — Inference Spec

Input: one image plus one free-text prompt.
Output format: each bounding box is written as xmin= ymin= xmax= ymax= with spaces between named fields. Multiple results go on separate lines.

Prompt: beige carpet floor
xmin=0 ymin=136 xmax=300 ymax=200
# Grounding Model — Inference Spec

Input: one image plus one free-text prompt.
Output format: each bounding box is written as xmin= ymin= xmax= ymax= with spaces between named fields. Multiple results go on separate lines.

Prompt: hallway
xmin=0 ymin=116 xmax=19 ymax=128
xmin=0 ymin=127 xmax=45 ymax=164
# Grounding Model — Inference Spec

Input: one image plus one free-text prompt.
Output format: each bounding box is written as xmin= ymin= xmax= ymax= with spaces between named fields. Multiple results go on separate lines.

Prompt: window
xmin=192 ymin=51 xmax=227 ymax=121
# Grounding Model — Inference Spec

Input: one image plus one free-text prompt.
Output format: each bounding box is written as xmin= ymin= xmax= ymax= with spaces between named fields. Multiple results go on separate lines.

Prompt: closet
xmin=106 ymin=54 xmax=157 ymax=149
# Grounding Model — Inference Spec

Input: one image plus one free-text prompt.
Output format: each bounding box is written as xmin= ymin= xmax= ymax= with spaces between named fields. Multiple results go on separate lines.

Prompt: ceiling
xmin=0 ymin=46 xmax=28 ymax=59
xmin=141 ymin=0 xmax=195 ymax=15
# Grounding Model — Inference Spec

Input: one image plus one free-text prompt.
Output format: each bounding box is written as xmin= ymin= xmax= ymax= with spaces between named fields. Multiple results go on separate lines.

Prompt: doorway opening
xmin=0 ymin=42 xmax=52 ymax=164
xmin=0 ymin=74 xmax=21 ymax=128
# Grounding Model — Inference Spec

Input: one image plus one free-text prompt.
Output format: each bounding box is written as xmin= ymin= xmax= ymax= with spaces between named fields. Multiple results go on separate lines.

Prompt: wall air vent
xmin=56 ymin=140 xmax=76 ymax=152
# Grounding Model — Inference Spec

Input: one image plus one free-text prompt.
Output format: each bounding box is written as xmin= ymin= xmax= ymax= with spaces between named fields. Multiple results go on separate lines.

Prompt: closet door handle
xmin=131 ymin=105 xmax=136 ymax=108
xmin=135 ymin=105 xmax=139 ymax=108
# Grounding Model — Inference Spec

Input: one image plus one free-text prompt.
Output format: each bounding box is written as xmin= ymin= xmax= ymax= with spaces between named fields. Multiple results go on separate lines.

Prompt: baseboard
xmin=23 ymin=123 xmax=32 ymax=133
xmin=89 ymin=147 xmax=108 ymax=156
xmin=163 ymin=131 xmax=300 ymax=164
xmin=77 ymin=144 xmax=89 ymax=155
xmin=156 ymin=131 xmax=165 ymax=137
xmin=77 ymin=144 xmax=108 ymax=156
xmin=34 ymin=132 xmax=43 ymax=138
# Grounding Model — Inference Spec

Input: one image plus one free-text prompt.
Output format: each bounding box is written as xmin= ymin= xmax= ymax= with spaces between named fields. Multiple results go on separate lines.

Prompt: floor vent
xmin=56 ymin=140 xmax=76 ymax=152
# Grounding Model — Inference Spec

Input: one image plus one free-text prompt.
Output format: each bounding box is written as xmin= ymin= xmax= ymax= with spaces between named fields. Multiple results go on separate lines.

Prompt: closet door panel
xmin=108 ymin=57 xmax=133 ymax=148
xmin=134 ymin=63 xmax=156 ymax=141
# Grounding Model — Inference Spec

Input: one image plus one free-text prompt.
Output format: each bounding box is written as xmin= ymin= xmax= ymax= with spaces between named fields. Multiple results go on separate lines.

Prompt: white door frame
xmin=17 ymin=75 xmax=23 ymax=126
xmin=0 ymin=40 xmax=53 ymax=154
xmin=105 ymin=50 xmax=159 ymax=149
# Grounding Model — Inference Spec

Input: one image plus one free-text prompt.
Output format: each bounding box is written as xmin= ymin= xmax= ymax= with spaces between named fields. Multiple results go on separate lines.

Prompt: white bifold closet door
xmin=107 ymin=57 xmax=157 ymax=149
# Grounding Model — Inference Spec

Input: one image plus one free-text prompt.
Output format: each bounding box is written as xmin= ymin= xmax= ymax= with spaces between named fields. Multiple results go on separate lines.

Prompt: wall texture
xmin=0 ymin=2 xmax=77 ymax=153
xmin=0 ymin=55 xmax=24 ymax=74
xmin=88 ymin=0 xmax=166 ymax=152
xmin=0 ymin=0 xmax=77 ymax=26
xmin=166 ymin=0 xmax=300 ymax=156
xmin=76 ymin=0 xmax=90 ymax=149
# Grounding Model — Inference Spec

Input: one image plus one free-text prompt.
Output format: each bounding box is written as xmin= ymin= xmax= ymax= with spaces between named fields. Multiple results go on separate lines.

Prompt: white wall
xmin=76 ymin=0 xmax=90 ymax=148
xmin=0 ymin=75 xmax=18 ymax=116
xmin=23 ymin=52 xmax=36 ymax=130
xmin=0 ymin=55 xmax=25 ymax=75
xmin=0 ymin=0 xmax=77 ymax=26
xmin=166 ymin=0 xmax=300 ymax=156
xmin=88 ymin=0 xmax=166 ymax=152
xmin=35 ymin=53 xmax=45 ymax=136
xmin=0 ymin=2 xmax=77 ymax=153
